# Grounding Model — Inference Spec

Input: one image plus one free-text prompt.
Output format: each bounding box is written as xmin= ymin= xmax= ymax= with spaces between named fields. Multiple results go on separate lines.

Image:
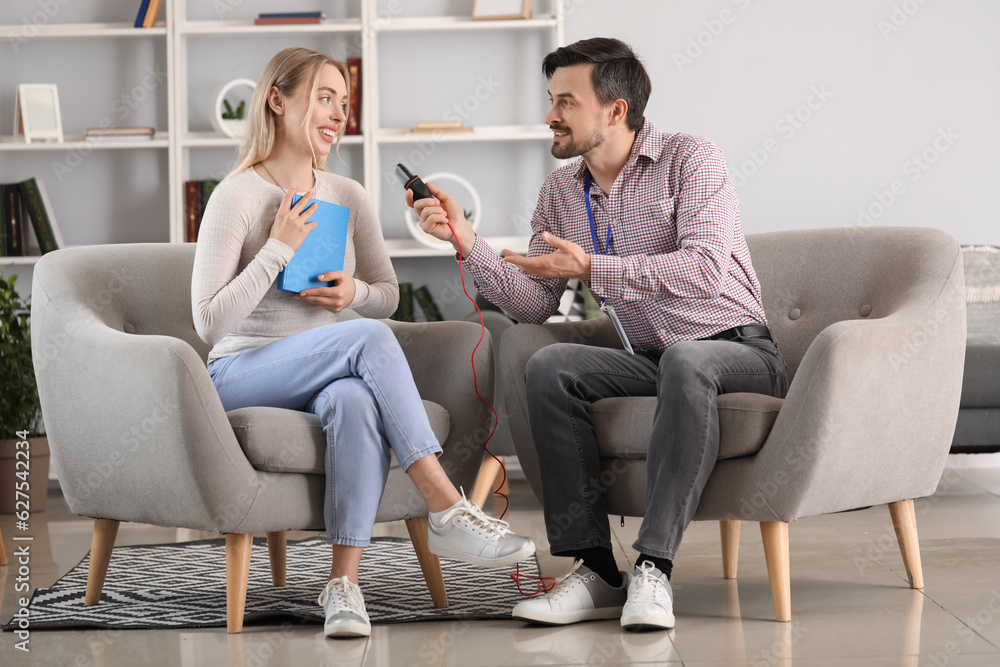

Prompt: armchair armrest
xmin=31 ymin=299 xmax=260 ymax=533
xmin=383 ymin=319 xmax=497 ymax=494
xmin=714 ymin=250 xmax=967 ymax=522
xmin=499 ymin=317 xmax=620 ymax=499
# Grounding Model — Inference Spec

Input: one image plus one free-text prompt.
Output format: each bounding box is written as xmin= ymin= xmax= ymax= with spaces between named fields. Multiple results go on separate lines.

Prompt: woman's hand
xmin=406 ymin=183 xmax=477 ymax=258
xmin=294 ymin=271 xmax=356 ymax=314
xmin=268 ymin=187 xmax=318 ymax=252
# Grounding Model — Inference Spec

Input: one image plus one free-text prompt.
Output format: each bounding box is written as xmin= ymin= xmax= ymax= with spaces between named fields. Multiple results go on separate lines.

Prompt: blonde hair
xmin=228 ymin=48 xmax=349 ymax=179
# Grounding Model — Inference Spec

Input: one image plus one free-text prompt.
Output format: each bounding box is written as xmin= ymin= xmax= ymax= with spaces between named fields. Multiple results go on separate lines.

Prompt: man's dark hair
xmin=542 ymin=37 xmax=651 ymax=132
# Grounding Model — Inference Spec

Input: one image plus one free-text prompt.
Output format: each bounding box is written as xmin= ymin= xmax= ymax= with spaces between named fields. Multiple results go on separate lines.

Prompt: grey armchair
xmin=501 ymin=226 xmax=966 ymax=622
xmin=30 ymin=243 xmax=495 ymax=632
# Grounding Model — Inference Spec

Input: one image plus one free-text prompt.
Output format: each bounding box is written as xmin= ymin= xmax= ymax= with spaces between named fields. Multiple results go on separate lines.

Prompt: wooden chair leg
xmin=226 ymin=533 xmax=254 ymax=634
xmin=889 ymin=499 xmax=924 ymax=589
xmin=760 ymin=521 xmax=791 ymax=622
xmin=85 ymin=519 xmax=120 ymax=605
xmin=266 ymin=531 xmax=287 ymax=587
xmin=720 ymin=520 xmax=740 ymax=579
xmin=405 ymin=517 xmax=449 ymax=609
xmin=0 ymin=525 xmax=7 ymax=566
xmin=469 ymin=455 xmax=505 ymax=509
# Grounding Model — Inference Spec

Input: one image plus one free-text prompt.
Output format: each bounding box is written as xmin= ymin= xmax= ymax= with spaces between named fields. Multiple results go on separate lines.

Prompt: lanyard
xmin=584 ymin=170 xmax=612 ymax=304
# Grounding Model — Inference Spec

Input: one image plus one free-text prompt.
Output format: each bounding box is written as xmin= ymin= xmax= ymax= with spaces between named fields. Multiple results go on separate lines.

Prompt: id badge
xmin=601 ymin=303 xmax=634 ymax=355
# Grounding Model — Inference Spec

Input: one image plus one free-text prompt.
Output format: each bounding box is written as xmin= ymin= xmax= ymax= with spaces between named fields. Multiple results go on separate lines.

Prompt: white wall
xmin=563 ymin=0 xmax=998 ymax=244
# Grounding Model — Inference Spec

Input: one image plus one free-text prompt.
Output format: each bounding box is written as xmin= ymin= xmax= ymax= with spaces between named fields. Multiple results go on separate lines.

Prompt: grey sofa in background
xmin=30 ymin=243 xmax=496 ymax=633
xmin=952 ymin=246 xmax=1000 ymax=454
xmin=501 ymin=226 xmax=967 ymax=622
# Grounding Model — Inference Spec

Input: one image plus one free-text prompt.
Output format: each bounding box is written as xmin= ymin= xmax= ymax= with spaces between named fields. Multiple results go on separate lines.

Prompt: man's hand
xmin=407 ymin=183 xmax=477 ymax=258
xmin=294 ymin=271 xmax=356 ymax=314
xmin=502 ymin=231 xmax=592 ymax=280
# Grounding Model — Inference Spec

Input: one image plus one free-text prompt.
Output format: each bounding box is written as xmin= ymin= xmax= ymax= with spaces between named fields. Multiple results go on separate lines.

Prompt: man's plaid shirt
xmin=461 ymin=119 xmax=767 ymax=352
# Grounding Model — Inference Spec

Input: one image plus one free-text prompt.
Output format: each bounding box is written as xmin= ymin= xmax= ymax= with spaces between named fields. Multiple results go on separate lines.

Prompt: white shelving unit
xmin=2 ymin=1 xmax=563 ymax=267
xmin=0 ymin=10 xmax=171 ymax=267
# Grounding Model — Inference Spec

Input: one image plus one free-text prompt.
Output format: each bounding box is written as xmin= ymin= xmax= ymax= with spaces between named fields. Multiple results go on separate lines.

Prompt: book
xmin=134 ymin=0 xmax=151 ymax=28
xmin=258 ymin=11 xmax=327 ymax=19
xmin=277 ymin=196 xmax=350 ymax=293
xmin=142 ymin=0 xmax=164 ymax=28
xmin=253 ymin=17 xmax=322 ymax=25
xmin=19 ymin=178 xmax=63 ymax=255
xmin=414 ymin=285 xmax=443 ymax=322
xmin=199 ymin=179 xmax=220 ymax=222
xmin=392 ymin=282 xmax=415 ymax=322
xmin=85 ymin=126 xmax=155 ymax=141
xmin=346 ymin=58 xmax=362 ymax=136
xmin=185 ymin=181 xmax=201 ymax=243
xmin=409 ymin=121 xmax=474 ymax=134
xmin=2 ymin=184 xmax=24 ymax=257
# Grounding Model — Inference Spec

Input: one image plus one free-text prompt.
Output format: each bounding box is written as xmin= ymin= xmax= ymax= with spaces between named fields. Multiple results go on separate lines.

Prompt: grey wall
xmin=2 ymin=0 xmax=998 ymax=315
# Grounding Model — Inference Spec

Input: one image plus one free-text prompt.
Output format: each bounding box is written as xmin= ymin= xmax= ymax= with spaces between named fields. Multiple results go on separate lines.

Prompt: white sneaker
xmin=318 ymin=576 xmax=371 ymax=638
xmin=621 ymin=561 xmax=675 ymax=631
xmin=512 ymin=560 xmax=629 ymax=625
xmin=427 ymin=492 xmax=535 ymax=568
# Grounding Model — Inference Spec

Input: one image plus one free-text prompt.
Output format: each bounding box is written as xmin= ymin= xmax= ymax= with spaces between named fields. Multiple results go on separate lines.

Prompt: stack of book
xmin=254 ymin=11 xmax=326 ymax=25
xmin=134 ymin=0 xmax=164 ymax=28
xmin=184 ymin=180 xmax=221 ymax=243
xmin=391 ymin=283 xmax=445 ymax=322
xmin=85 ymin=126 xmax=156 ymax=142
xmin=1 ymin=178 xmax=64 ymax=258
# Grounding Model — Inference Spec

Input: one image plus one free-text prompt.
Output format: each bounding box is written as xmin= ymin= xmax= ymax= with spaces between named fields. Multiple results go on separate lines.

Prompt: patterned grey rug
xmin=1 ymin=536 xmax=540 ymax=631
xmin=963 ymin=245 xmax=1000 ymax=345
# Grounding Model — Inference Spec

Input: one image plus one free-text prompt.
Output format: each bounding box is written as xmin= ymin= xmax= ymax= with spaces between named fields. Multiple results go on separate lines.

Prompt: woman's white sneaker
xmin=512 ymin=560 xmax=629 ymax=625
xmin=427 ymin=492 xmax=535 ymax=568
xmin=318 ymin=576 xmax=371 ymax=638
xmin=621 ymin=561 xmax=675 ymax=631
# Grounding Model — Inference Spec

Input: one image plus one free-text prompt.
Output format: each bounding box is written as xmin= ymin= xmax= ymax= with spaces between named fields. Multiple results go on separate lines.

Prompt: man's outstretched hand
xmin=502 ymin=231 xmax=591 ymax=280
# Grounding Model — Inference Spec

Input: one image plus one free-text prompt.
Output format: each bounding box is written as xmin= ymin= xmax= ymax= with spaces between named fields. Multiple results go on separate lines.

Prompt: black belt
xmin=701 ymin=324 xmax=773 ymax=342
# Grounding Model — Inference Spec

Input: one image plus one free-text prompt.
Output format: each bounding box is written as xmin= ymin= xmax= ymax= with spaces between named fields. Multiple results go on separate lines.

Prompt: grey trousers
xmin=525 ymin=333 xmax=788 ymax=560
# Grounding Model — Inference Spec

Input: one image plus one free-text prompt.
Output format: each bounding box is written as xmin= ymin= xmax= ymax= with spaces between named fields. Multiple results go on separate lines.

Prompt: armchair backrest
xmin=32 ymin=243 xmax=212 ymax=363
xmin=746 ymin=226 xmax=965 ymax=383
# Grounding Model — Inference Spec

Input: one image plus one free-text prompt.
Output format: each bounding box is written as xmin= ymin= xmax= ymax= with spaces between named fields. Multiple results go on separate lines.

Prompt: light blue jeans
xmin=207 ymin=319 xmax=442 ymax=546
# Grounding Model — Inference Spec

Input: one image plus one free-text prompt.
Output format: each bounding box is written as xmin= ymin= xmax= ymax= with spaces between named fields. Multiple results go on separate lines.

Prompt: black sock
xmin=570 ymin=547 xmax=622 ymax=587
xmin=637 ymin=553 xmax=673 ymax=580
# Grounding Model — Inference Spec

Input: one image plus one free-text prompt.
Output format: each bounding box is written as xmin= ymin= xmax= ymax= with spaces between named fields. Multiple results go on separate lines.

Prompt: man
xmin=408 ymin=37 xmax=788 ymax=631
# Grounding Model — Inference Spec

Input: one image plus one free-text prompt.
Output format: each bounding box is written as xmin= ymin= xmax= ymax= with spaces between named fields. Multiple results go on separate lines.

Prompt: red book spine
xmin=185 ymin=181 xmax=201 ymax=242
xmin=346 ymin=58 xmax=361 ymax=136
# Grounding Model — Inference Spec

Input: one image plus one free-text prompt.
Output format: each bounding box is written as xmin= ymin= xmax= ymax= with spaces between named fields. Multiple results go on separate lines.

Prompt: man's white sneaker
xmin=318 ymin=576 xmax=371 ymax=638
xmin=621 ymin=561 xmax=675 ymax=631
xmin=427 ymin=492 xmax=535 ymax=568
xmin=512 ymin=560 xmax=629 ymax=625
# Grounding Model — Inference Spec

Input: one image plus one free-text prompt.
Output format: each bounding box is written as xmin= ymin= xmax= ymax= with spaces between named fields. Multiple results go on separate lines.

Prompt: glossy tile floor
xmin=2 ymin=458 xmax=1000 ymax=666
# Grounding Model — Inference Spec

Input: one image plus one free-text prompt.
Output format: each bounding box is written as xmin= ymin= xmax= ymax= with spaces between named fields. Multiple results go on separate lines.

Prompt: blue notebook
xmin=277 ymin=195 xmax=350 ymax=293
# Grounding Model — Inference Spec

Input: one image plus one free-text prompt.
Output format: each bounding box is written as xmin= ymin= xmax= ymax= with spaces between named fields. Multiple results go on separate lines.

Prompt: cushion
xmin=227 ymin=401 xmax=450 ymax=475
xmin=963 ymin=245 xmax=1000 ymax=346
xmin=591 ymin=392 xmax=784 ymax=461
xmin=961 ymin=345 xmax=1000 ymax=408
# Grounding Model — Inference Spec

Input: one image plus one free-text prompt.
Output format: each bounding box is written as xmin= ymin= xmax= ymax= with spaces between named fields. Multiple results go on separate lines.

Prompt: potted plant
xmin=221 ymin=97 xmax=247 ymax=138
xmin=0 ymin=271 xmax=50 ymax=513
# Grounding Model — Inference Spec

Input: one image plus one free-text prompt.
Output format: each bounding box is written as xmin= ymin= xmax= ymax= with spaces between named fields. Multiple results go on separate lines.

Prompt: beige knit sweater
xmin=191 ymin=167 xmax=398 ymax=364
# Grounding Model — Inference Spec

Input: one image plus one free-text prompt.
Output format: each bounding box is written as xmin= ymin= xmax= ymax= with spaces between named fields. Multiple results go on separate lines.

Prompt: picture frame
xmin=471 ymin=0 xmax=532 ymax=21
xmin=13 ymin=84 xmax=64 ymax=144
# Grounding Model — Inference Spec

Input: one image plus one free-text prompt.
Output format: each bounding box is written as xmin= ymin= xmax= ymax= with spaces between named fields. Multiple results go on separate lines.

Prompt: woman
xmin=191 ymin=48 xmax=534 ymax=639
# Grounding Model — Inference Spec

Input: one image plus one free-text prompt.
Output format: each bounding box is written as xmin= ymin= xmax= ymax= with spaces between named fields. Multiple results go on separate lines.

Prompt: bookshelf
xmin=2 ymin=0 xmax=563 ymax=269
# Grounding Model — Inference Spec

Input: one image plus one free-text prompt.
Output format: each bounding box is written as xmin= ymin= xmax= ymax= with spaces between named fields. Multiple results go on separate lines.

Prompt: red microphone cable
xmin=446 ymin=221 xmax=555 ymax=596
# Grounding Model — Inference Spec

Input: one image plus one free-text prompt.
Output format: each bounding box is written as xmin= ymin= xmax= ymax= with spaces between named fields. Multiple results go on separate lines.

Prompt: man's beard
xmin=550 ymin=126 xmax=605 ymax=159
